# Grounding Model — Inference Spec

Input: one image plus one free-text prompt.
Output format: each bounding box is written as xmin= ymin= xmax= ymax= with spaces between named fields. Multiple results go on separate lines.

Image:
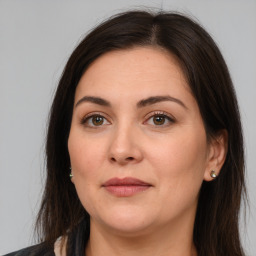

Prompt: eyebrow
xmin=75 ymin=95 xmax=187 ymax=109
xmin=75 ymin=96 xmax=111 ymax=108
xmin=137 ymin=95 xmax=187 ymax=109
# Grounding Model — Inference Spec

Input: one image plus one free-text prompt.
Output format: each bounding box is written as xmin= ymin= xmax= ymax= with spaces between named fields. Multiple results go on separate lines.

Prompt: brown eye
xmin=153 ymin=116 xmax=166 ymax=125
xmin=92 ymin=116 xmax=104 ymax=126
xmin=81 ymin=114 xmax=110 ymax=127
xmin=145 ymin=112 xmax=175 ymax=127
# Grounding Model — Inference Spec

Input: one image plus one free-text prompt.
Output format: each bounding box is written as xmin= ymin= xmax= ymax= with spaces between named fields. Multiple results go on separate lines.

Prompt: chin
xmin=91 ymin=206 xmax=159 ymax=236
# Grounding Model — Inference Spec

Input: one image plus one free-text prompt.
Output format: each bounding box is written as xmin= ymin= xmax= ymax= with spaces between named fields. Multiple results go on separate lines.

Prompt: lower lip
xmin=104 ymin=185 xmax=151 ymax=197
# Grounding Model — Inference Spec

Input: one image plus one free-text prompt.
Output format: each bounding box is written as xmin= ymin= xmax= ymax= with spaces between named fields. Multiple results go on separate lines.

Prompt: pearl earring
xmin=69 ymin=167 xmax=73 ymax=178
xmin=210 ymin=170 xmax=217 ymax=179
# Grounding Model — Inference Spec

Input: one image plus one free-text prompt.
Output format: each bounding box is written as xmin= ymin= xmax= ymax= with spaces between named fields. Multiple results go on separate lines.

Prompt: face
xmin=68 ymin=47 xmax=213 ymax=236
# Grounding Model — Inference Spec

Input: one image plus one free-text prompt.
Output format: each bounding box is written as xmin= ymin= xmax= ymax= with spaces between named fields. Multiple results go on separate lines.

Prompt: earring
xmin=69 ymin=167 xmax=73 ymax=178
xmin=210 ymin=170 xmax=217 ymax=179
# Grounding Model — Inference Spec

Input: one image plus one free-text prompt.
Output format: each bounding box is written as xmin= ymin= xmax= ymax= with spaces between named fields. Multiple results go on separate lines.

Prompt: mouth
xmin=102 ymin=177 xmax=152 ymax=197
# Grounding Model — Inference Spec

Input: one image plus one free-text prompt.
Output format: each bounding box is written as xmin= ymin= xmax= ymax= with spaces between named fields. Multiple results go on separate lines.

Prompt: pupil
xmin=154 ymin=116 xmax=165 ymax=125
xmin=93 ymin=116 xmax=103 ymax=125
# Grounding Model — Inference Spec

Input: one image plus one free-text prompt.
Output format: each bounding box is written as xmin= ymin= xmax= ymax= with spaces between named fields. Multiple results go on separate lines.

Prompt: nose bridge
xmin=108 ymin=117 xmax=142 ymax=164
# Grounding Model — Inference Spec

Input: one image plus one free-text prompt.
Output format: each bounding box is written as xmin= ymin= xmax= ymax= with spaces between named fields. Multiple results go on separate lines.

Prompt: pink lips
xmin=102 ymin=177 xmax=152 ymax=197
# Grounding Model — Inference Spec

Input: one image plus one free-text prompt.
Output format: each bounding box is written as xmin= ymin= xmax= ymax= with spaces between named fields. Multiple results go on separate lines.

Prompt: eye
xmin=152 ymin=116 xmax=166 ymax=125
xmin=145 ymin=112 xmax=175 ymax=127
xmin=81 ymin=114 xmax=110 ymax=127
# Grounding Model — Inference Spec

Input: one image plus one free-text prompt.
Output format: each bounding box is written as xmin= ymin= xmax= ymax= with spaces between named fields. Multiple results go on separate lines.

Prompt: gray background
xmin=0 ymin=0 xmax=255 ymax=255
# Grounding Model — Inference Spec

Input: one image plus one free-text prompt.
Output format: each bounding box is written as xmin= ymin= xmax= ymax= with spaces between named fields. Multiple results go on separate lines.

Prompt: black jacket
xmin=3 ymin=243 xmax=54 ymax=256
xmin=4 ymin=219 xmax=89 ymax=256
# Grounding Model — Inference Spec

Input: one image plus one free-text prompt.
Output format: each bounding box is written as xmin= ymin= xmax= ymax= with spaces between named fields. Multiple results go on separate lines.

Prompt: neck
xmin=85 ymin=215 xmax=197 ymax=256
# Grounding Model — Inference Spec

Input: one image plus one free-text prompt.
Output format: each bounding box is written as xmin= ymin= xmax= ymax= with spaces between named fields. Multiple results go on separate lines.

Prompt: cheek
xmin=151 ymin=135 xmax=207 ymax=173
xmin=150 ymin=136 xmax=207 ymax=220
xmin=68 ymin=131 xmax=106 ymax=177
xmin=148 ymin=128 xmax=208 ymax=198
xmin=68 ymin=131 xmax=105 ymax=213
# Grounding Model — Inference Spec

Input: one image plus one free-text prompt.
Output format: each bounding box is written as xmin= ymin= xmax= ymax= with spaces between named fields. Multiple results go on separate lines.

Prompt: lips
xmin=102 ymin=177 xmax=152 ymax=197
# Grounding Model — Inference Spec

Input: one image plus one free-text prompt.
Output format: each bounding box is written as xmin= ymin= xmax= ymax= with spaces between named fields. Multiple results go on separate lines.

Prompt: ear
xmin=204 ymin=130 xmax=228 ymax=181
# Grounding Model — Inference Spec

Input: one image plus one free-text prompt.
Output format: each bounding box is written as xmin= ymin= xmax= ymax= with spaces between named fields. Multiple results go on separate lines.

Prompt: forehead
xmin=75 ymin=47 xmax=191 ymax=101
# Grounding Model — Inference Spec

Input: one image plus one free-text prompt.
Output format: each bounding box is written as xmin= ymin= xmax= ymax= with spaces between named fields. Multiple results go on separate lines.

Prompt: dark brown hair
xmin=36 ymin=10 xmax=246 ymax=256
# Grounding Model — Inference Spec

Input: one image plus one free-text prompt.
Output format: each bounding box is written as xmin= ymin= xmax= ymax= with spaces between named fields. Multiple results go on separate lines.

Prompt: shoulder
xmin=3 ymin=243 xmax=54 ymax=256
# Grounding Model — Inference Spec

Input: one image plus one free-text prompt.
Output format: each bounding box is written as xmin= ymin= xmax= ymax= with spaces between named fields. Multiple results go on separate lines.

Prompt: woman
xmin=5 ymin=10 xmax=247 ymax=256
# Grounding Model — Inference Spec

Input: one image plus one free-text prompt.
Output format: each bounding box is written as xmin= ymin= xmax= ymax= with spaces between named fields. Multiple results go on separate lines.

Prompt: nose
xmin=108 ymin=125 xmax=143 ymax=165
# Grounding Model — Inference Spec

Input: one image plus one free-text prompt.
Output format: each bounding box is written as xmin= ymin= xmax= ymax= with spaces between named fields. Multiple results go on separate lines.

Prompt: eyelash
xmin=144 ymin=111 xmax=176 ymax=127
xmin=80 ymin=111 xmax=175 ymax=128
xmin=80 ymin=112 xmax=110 ymax=128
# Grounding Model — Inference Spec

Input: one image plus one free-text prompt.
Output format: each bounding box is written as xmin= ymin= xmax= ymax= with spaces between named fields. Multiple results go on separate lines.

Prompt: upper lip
xmin=102 ymin=177 xmax=152 ymax=187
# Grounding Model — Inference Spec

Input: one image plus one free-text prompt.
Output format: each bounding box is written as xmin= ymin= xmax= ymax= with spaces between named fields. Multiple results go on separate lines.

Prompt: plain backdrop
xmin=0 ymin=0 xmax=255 ymax=255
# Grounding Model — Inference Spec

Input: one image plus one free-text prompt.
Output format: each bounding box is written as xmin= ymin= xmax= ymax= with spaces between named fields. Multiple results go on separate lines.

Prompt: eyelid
xmin=144 ymin=111 xmax=176 ymax=125
xmin=80 ymin=112 xmax=111 ymax=126
xmin=79 ymin=111 xmax=175 ymax=127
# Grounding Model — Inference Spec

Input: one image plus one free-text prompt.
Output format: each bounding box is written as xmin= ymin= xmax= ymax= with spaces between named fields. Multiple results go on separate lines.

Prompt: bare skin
xmin=68 ymin=47 xmax=227 ymax=256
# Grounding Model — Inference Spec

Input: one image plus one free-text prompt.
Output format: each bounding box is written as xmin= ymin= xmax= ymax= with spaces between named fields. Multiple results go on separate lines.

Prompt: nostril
xmin=109 ymin=156 xmax=137 ymax=164
xmin=111 ymin=157 xmax=116 ymax=162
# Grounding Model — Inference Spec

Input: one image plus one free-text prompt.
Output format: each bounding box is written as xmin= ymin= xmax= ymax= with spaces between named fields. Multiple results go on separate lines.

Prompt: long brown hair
xmin=36 ymin=10 xmax=247 ymax=256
